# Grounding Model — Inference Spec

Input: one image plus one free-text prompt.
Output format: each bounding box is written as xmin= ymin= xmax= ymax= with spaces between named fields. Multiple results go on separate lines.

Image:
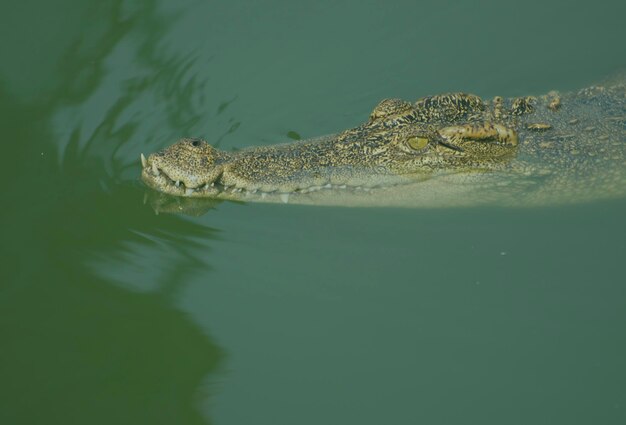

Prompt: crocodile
xmin=141 ymin=76 xmax=626 ymax=208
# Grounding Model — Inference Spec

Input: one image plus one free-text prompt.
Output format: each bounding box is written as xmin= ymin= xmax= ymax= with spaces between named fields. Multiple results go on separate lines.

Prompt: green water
xmin=2 ymin=0 xmax=626 ymax=424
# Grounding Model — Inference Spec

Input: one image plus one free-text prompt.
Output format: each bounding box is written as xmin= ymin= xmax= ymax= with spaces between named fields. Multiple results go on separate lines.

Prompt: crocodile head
xmin=141 ymin=128 xmax=517 ymax=198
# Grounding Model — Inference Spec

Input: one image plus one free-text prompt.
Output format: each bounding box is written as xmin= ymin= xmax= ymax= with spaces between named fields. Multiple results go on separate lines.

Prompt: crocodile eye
xmin=406 ymin=136 xmax=429 ymax=151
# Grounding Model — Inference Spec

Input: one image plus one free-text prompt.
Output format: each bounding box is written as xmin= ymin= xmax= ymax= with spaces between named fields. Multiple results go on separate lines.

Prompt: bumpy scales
xmin=141 ymin=78 xmax=626 ymax=207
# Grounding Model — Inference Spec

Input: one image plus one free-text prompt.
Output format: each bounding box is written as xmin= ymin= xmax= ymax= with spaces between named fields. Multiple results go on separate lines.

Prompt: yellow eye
xmin=407 ymin=136 xmax=429 ymax=151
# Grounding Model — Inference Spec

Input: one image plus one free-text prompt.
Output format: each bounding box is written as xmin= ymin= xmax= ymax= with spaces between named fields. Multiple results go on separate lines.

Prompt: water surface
xmin=2 ymin=0 xmax=626 ymax=424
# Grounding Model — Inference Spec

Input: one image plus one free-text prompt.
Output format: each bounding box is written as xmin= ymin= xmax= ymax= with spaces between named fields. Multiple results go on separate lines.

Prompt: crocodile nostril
xmin=191 ymin=140 xmax=201 ymax=147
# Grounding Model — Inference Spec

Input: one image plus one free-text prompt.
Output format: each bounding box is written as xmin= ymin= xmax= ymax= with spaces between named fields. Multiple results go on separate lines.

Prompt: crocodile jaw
xmin=141 ymin=153 xmax=224 ymax=197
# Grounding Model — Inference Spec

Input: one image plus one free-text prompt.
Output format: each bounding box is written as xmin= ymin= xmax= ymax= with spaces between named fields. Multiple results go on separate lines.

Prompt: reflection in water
xmin=145 ymin=189 xmax=225 ymax=217
xmin=1 ymin=0 xmax=227 ymax=424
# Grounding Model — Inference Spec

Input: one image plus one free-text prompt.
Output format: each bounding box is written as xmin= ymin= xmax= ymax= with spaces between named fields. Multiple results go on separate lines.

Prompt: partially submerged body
xmin=141 ymin=76 xmax=626 ymax=208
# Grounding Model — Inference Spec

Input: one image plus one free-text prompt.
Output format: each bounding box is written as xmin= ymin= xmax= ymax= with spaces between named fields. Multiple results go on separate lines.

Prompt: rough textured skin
xmin=141 ymin=77 xmax=626 ymax=208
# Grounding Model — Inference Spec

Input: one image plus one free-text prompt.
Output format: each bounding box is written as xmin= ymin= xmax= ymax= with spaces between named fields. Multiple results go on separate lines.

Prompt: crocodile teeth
xmin=151 ymin=163 xmax=159 ymax=176
xmin=140 ymin=153 xmax=147 ymax=168
xmin=185 ymin=188 xmax=194 ymax=196
xmin=203 ymin=184 xmax=209 ymax=190
xmin=175 ymin=180 xmax=181 ymax=187
xmin=280 ymin=193 xmax=290 ymax=204
xmin=210 ymin=182 xmax=215 ymax=187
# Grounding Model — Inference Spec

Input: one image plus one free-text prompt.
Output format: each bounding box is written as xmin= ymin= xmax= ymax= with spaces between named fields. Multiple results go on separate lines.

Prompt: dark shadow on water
xmin=1 ymin=97 xmax=224 ymax=425
xmin=0 ymin=0 xmax=228 ymax=423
